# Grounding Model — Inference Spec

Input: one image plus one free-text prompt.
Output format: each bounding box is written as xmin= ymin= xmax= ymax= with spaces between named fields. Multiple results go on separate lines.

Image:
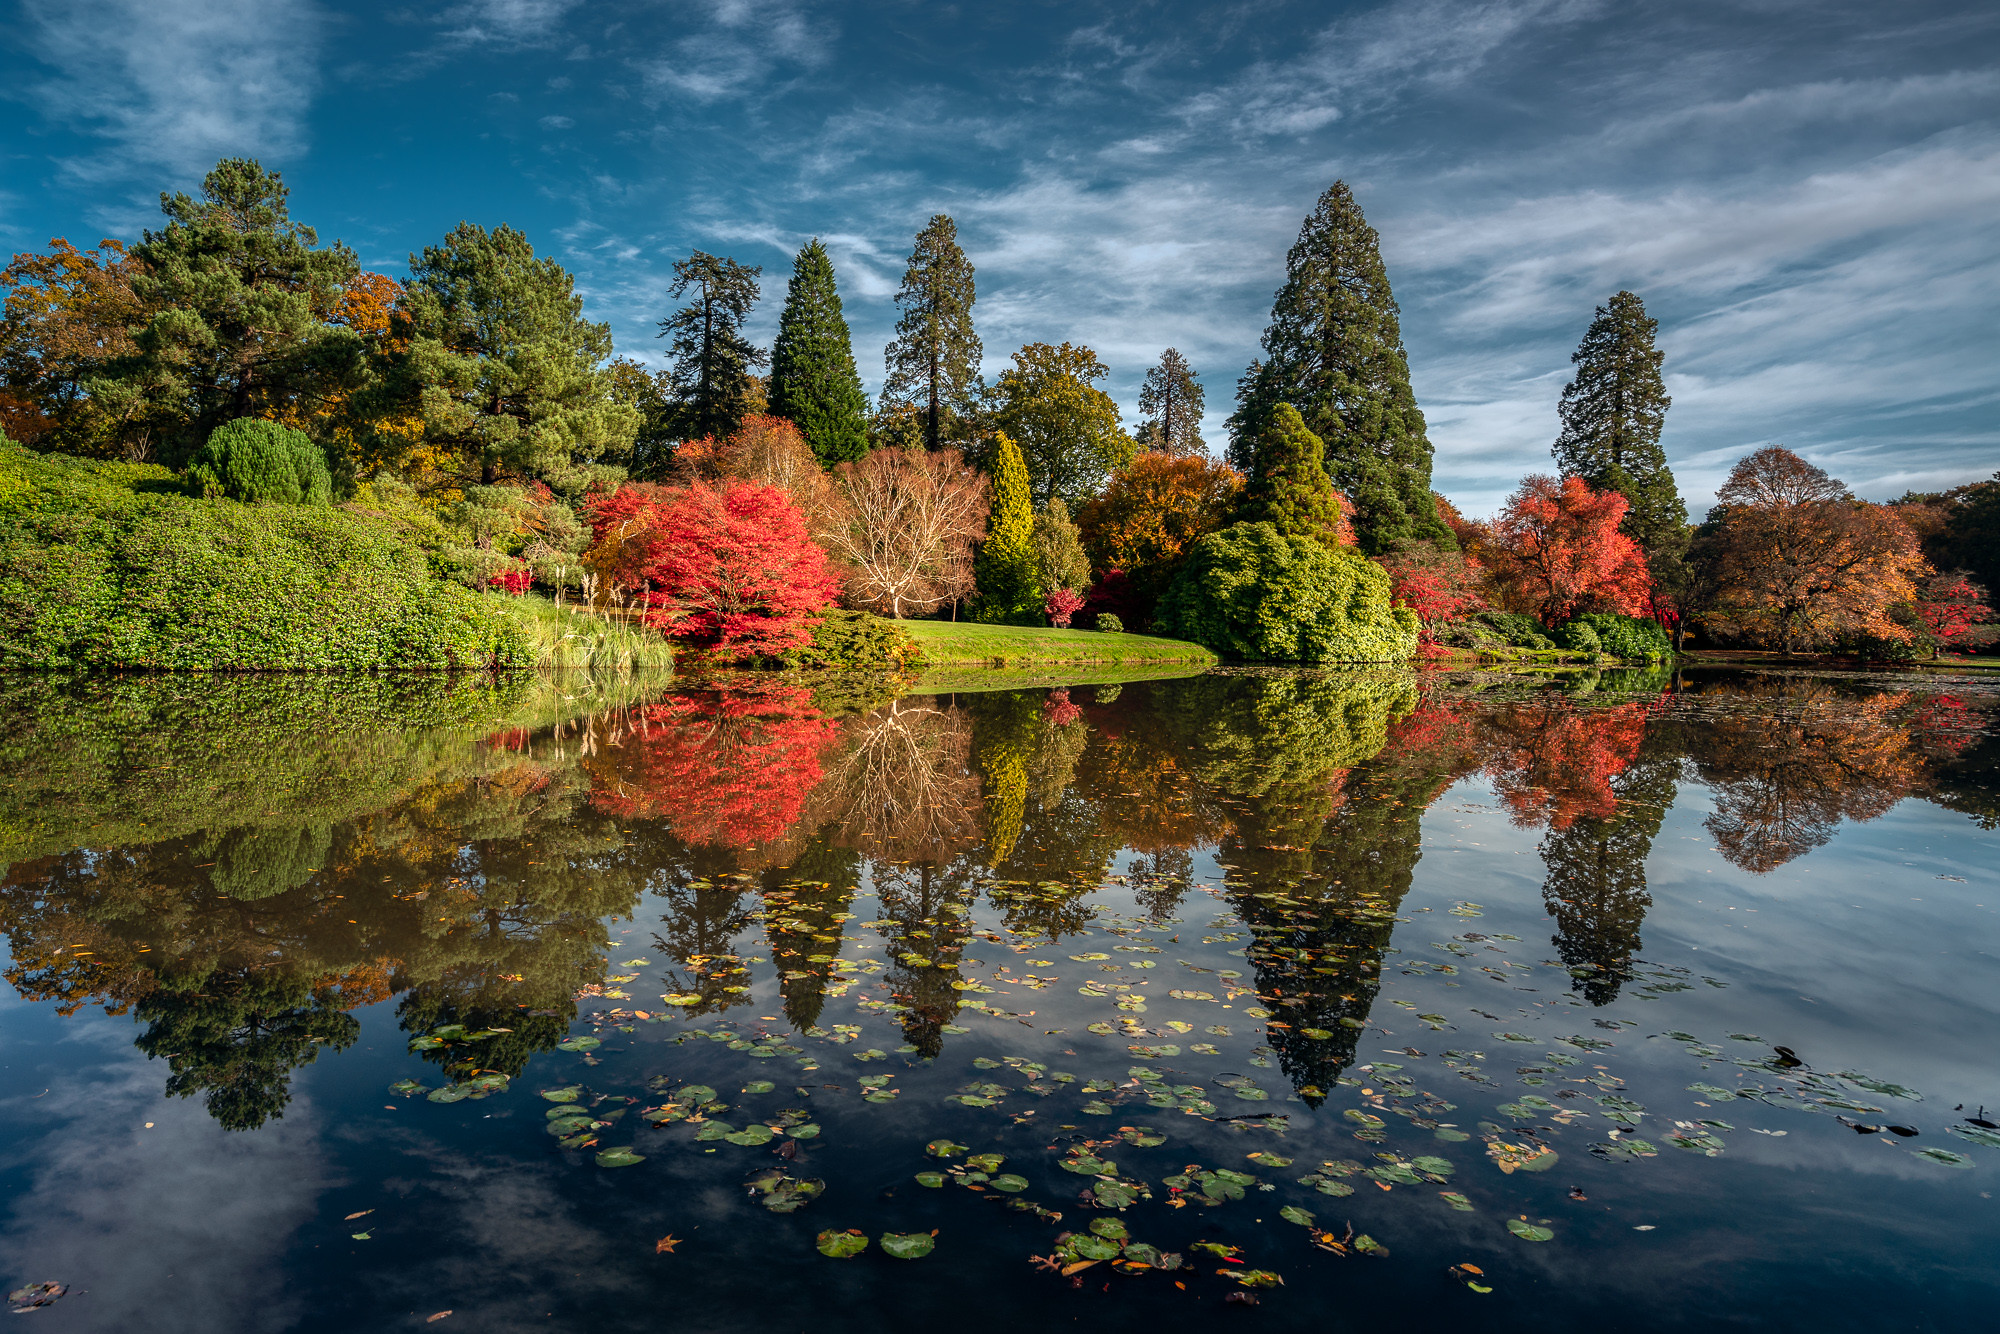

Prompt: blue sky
xmin=3 ymin=0 xmax=1996 ymax=515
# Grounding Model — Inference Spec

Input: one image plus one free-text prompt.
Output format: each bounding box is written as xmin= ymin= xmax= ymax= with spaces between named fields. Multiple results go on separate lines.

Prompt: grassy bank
xmin=902 ymin=619 xmax=1218 ymax=668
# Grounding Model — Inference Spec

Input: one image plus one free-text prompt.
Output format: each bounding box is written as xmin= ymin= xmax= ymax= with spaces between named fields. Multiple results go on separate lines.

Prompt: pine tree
xmin=974 ymin=431 xmax=1039 ymax=624
xmin=1138 ymin=348 xmax=1206 ymax=456
xmin=1225 ymin=182 xmax=1452 ymax=556
xmin=881 ymin=215 xmax=981 ymax=452
xmin=1552 ymin=290 xmax=1686 ymax=556
xmin=769 ymin=239 xmax=869 ymax=467
xmin=1236 ymin=402 xmax=1348 ymax=549
xmin=658 ymin=251 xmax=765 ymax=442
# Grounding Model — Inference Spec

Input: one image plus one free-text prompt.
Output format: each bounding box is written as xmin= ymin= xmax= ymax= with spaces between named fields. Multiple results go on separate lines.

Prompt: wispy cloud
xmin=16 ymin=0 xmax=323 ymax=184
xmin=639 ymin=0 xmax=836 ymax=104
xmin=436 ymin=0 xmax=585 ymax=47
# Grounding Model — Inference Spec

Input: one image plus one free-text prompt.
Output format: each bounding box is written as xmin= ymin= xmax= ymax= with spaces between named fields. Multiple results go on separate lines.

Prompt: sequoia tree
xmin=1226 ymin=181 xmax=1451 ymax=555
xmin=1138 ymin=348 xmax=1206 ymax=456
xmin=768 ymin=239 xmax=869 ymax=466
xmin=1552 ymin=291 xmax=1686 ymax=556
xmin=881 ymin=215 xmax=981 ymax=451
xmin=659 ymin=251 xmax=766 ymax=442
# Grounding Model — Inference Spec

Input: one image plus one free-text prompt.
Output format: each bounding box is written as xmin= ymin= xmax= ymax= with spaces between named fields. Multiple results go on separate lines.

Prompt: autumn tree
xmin=769 ymin=239 xmax=869 ymax=466
xmin=1375 ymin=545 xmax=1488 ymax=644
xmin=1075 ymin=452 xmax=1242 ymax=613
xmin=720 ymin=414 xmax=836 ymax=519
xmin=0 ymin=239 xmax=152 ymax=454
xmin=881 ymin=215 xmax=981 ymax=451
xmin=386 ymin=223 xmax=636 ymax=487
xmin=1236 ymin=401 xmax=1351 ymax=549
xmin=1891 ymin=471 xmax=2000 ymax=603
xmin=91 ymin=158 xmax=367 ymax=467
xmin=586 ymin=480 xmax=837 ymax=658
xmin=1137 ymin=348 xmax=1205 ymax=456
xmin=1552 ymin=291 xmax=1686 ymax=558
xmin=1692 ymin=447 xmax=1927 ymax=653
xmin=973 ymin=431 xmax=1040 ymax=624
xmin=986 ymin=341 xmax=1134 ymax=508
xmin=1227 ymin=181 xmax=1452 ymax=555
xmin=1485 ymin=474 xmax=1652 ymax=627
xmin=659 ymin=251 xmax=766 ymax=443
xmin=818 ymin=447 xmax=989 ymax=618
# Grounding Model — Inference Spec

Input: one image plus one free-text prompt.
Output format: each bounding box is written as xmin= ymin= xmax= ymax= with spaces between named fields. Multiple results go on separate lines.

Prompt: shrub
xmin=784 ymin=609 xmax=921 ymax=671
xmin=1564 ymin=612 xmax=1671 ymax=660
xmin=1156 ymin=521 xmax=1418 ymax=662
xmin=0 ymin=442 xmax=527 ymax=670
xmin=1045 ymin=587 xmax=1086 ymax=628
xmin=1468 ymin=610 xmax=1554 ymax=649
xmin=185 ymin=418 xmax=332 ymax=506
xmin=1554 ymin=619 xmax=1603 ymax=655
xmin=1094 ymin=613 xmax=1124 ymax=634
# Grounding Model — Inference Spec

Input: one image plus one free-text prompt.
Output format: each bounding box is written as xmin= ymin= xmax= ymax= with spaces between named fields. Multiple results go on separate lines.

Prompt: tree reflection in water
xmin=0 ymin=667 xmax=1984 ymax=1126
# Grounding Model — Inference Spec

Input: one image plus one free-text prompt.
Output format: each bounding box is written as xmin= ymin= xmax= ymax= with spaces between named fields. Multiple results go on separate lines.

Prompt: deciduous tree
xmin=1485 ymin=475 xmax=1652 ymax=627
xmin=659 ymin=251 xmax=766 ymax=443
xmin=1137 ymin=348 xmax=1205 ymax=457
xmin=1032 ymin=498 xmax=1090 ymax=601
xmin=1076 ymin=452 xmax=1243 ymax=582
xmin=769 ymin=239 xmax=869 ymax=466
xmin=881 ymin=215 xmax=981 ymax=452
xmin=818 ymin=447 xmax=989 ymax=618
xmin=987 ymin=341 xmax=1134 ymax=508
xmin=0 ymin=238 xmax=152 ymax=454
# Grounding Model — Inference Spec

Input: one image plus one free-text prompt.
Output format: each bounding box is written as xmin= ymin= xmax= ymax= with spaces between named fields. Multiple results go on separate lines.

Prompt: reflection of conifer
xmin=759 ymin=839 xmax=863 ymax=1032
xmin=1132 ymin=849 xmax=1194 ymax=924
xmin=1539 ymin=748 xmax=1676 ymax=1004
xmin=874 ymin=858 xmax=979 ymax=1057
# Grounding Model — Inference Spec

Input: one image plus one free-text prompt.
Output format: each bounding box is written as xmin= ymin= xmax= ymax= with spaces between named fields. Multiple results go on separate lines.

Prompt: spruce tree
xmin=1552 ymin=290 xmax=1686 ymax=555
xmin=1138 ymin=348 xmax=1206 ymax=456
xmin=881 ymin=215 xmax=981 ymax=452
xmin=658 ymin=250 xmax=765 ymax=442
xmin=1236 ymin=402 xmax=1348 ymax=549
xmin=1225 ymin=181 xmax=1451 ymax=556
xmin=769 ymin=239 xmax=869 ymax=466
xmin=974 ymin=431 xmax=1039 ymax=624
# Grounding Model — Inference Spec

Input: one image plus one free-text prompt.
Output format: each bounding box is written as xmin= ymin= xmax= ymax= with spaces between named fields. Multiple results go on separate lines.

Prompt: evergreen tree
xmin=1552 ymin=290 xmax=1686 ymax=556
xmin=389 ymin=223 xmax=638 ymax=486
xmin=769 ymin=239 xmax=869 ymax=466
xmin=881 ymin=215 xmax=981 ymax=452
xmin=1237 ymin=402 xmax=1347 ymax=548
xmin=658 ymin=251 xmax=765 ymax=442
xmin=973 ymin=431 xmax=1039 ymax=624
xmin=94 ymin=158 xmax=365 ymax=467
xmin=1032 ymin=498 xmax=1091 ymax=594
xmin=1225 ymin=182 xmax=1451 ymax=556
xmin=1138 ymin=348 xmax=1206 ymax=456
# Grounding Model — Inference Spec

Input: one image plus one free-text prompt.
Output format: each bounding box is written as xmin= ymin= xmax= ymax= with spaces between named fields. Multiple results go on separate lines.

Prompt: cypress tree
xmin=974 ymin=431 xmax=1039 ymax=624
xmin=1225 ymin=182 xmax=1451 ymax=556
xmin=1237 ymin=402 xmax=1347 ymax=549
xmin=769 ymin=239 xmax=869 ymax=466
xmin=657 ymin=250 xmax=765 ymax=442
xmin=1552 ymin=290 xmax=1686 ymax=555
xmin=882 ymin=215 xmax=981 ymax=452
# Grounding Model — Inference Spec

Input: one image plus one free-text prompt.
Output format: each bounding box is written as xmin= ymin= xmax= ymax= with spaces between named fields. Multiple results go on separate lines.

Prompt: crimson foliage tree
xmin=587 ymin=480 xmax=836 ymax=658
xmin=1487 ymin=475 xmax=1651 ymax=627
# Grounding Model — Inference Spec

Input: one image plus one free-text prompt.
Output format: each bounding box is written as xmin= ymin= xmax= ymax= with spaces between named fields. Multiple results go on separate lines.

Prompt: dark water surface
xmin=0 ymin=665 xmax=1996 ymax=1332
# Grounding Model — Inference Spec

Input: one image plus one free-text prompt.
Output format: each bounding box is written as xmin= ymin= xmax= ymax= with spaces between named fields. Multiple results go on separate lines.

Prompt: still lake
xmin=0 ymin=665 xmax=1994 ymax=1332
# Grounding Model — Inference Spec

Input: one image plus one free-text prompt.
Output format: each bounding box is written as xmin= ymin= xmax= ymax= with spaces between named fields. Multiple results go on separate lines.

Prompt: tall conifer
xmin=769 ymin=239 xmax=869 ymax=466
xmin=1552 ymin=290 xmax=1686 ymax=555
xmin=974 ymin=431 xmax=1039 ymax=624
xmin=882 ymin=215 xmax=981 ymax=452
xmin=1237 ymin=402 xmax=1347 ymax=549
xmin=658 ymin=250 xmax=764 ymax=442
xmin=1226 ymin=182 xmax=1451 ymax=556
xmin=1138 ymin=348 xmax=1206 ymax=456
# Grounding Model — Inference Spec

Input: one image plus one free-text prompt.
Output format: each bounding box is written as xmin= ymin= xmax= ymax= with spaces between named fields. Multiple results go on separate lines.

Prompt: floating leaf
xmin=1278 ymin=1205 xmax=1315 ymax=1227
xmin=595 ymin=1147 xmax=645 ymax=1168
xmin=914 ymin=1171 xmax=945 ymax=1188
xmin=1440 ymin=1192 xmax=1475 ymax=1211
xmin=556 ymin=1036 xmax=601 ymax=1052
xmin=1506 ymin=1219 xmax=1554 ymax=1242
xmin=926 ymin=1139 xmax=968 ymax=1158
xmin=816 ymin=1230 xmax=869 ymax=1259
xmin=1949 ymin=1125 xmax=2000 ymax=1149
xmin=1089 ymin=1217 xmax=1129 ymax=1241
xmin=991 ymin=1174 xmax=1030 ymax=1193
xmin=1913 ymin=1147 xmax=1972 ymax=1169
xmin=540 ymin=1086 xmax=582 ymax=1103
xmin=1067 ymin=1234 xmax=1121 ymax=1261
xmin=724 ymin=1125 xmax=776 ymax=1146
xmin=744 ymin=1080 xmax=775 ymax=1094
xmin=880 ymin=1232 xmax=935 ymax=1260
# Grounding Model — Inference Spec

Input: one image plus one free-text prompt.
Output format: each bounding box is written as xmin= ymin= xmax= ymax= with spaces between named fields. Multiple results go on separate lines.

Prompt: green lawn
xmin=901 ymin=619 xmax=1217 ymax=667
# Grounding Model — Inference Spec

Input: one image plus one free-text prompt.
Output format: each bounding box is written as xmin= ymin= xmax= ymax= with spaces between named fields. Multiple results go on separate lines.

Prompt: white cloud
xmin=638 ymin=0 xmax=834 ymax=104
xmin=438 ymin=0 xmax=584 ymax=46
xmin=17 ymin=0 xmax=323 ymax=183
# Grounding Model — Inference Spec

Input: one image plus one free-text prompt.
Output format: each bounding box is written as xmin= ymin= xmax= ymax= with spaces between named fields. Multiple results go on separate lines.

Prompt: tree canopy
xmin=1236 ymin=401 xmax=1350 ymax=550
xmin=881 ymin=216 xmax=982 ymax=452
xmin=1138 ymin=348 xmax=1206 ymax=457
xmin=986 ymin=341 xmax=1133 ymax=509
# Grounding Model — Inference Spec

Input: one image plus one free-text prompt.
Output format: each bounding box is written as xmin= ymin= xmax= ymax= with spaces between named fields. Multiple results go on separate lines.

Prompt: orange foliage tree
xmin=0 ymin=238 xmax=152 ymax=453
xmin=1694 ymin=447 xmax=1927 ymax=653
xmin=1485 ymin=475 xmax=1651 ymax=626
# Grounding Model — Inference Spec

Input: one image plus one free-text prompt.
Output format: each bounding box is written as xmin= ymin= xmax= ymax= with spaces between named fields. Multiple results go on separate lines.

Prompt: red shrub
xmin=1045 ymin=587 xmax=1086 ymax=628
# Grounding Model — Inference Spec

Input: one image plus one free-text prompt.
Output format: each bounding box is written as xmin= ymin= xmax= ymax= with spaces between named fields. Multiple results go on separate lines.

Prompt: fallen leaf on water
xmin=655 ymin=1235 xmax=681 ymax=1254
xmin=426 ymin=1313 xmax=451 ymax=1324
xmin=344 ymin=1210 xmax=374 ymax=1221
xmin=7 ymin=1282 xmax=67 ymax=1313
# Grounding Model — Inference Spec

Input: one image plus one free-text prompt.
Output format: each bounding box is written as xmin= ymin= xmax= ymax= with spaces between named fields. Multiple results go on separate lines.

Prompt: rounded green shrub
xmin=1156 ymin=522 xmax=1418 ymax=662
xmin=1563 ymin=612 xmax=1670 ymax=660
xmin=186 ymin=418 xmax=332 ymax=505
xmin=1094 ymin=613 xmax=1124 ymax=634
xmin=1555 ymin=619 xmax=1603 ymax=655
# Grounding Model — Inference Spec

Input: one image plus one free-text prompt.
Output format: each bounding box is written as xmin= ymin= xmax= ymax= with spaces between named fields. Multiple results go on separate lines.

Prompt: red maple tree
xmin=1915 ymin=571 xmax=1995 ymax=650
xmin=1044 ymin=587 xmax=1086 ymax=628
xmin=1486 ymin=475 xmax=1651 ymax=627
xmin=586 ymin=480 xmax=837 ymax=658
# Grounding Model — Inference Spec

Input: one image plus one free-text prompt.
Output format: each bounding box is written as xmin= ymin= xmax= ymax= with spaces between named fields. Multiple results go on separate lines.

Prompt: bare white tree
xmin=819 ymin=448 xmax=989 ymax=618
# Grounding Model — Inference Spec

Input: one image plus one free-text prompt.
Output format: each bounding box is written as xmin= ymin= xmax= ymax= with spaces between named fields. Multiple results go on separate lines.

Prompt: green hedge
xmin=0 ymin=442 xmax=529 ymax=670
xmin=1561 ymin=612 xmax=1670 ymax=660
xmin=784 ymin=609 xmax=921 ymax=671
xmin=1156 ymin=522 xmax=1418 ymax=663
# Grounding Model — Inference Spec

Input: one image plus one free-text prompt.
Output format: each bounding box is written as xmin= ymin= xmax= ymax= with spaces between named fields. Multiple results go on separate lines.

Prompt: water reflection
xmin=0 ymin=666 xmax=1989 ymax=1129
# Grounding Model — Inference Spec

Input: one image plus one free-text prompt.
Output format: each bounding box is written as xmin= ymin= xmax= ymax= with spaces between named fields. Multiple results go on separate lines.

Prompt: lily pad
xmin=926 ymin=1139 xmax=968 ymax=1158
xmin=725 ymin=1125 xmax=777 ymax=1146
xmin=540 ymin=1085 xmax=582 ymax=1103
xmin=880 ymin=1232 xmax=935 ymax=1260
xmin=556 ymin=1036 xmax=601 ymax=1052
xmin=595 ymin=1147 xmax=645 ymax=1168
xmin=1440 ymin=1191 xmax=1475 ymax=1211
xmin=966 ymin=1153 xmax=1005 ymax=1173
xmin=1913 ymin=1147 xmax=1972 ymax=1169
xmin=744 ymin=1080 xmax=775 ymax=1094
xmin=1278 ymin=1205 xmax=1315 ymax=1227
xmin=816 ymin=1230 xmax=869 ymax=1259
xmin=914 ymin=1171 xmax=946 ymax=1188
xmin=1506 ymin=1219 xmax=1554 ymax=1241
xmin=990 ymin=1174 xmax=1030 ymax=1193
xmin=1067 ymin=1234 xmax=1121 ymax=1260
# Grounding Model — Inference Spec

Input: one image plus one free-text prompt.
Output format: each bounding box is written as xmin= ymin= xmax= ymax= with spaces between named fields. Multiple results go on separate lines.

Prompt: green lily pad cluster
xmin=1163 ymin=1164 xmax=1256 ymax=1205
xmin=746 ymin=1167 xmax=825 ymax=1212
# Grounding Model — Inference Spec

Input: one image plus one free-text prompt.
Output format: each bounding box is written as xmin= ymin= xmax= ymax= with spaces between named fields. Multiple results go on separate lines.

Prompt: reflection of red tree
xmin=1043 ymin=688 xmax=1083 ymax=727
xmin=1485 ymin=700 xmax=1653 ymax=830
xmin=589 ymin=685 xmax=838 ymax=851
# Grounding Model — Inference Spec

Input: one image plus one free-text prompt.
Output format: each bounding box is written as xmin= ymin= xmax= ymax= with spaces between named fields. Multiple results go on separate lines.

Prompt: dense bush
xmin=0 ymin=441 xmax=529 ymax=670
xmin=783 ymin=609 xmax=921 ymax=671
xmin=1094 ymin=613 xmax=1124 ymax=634
xmin=185 ymin=418 xmax=333 ymax=505
xmin=1563 ymin=612 xmax=1671 ymax=660
xmin=1156 ymin=521 xmax=1418 ymax=662
xmin=1554 ymin=619 xmax=1603 ymax=655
